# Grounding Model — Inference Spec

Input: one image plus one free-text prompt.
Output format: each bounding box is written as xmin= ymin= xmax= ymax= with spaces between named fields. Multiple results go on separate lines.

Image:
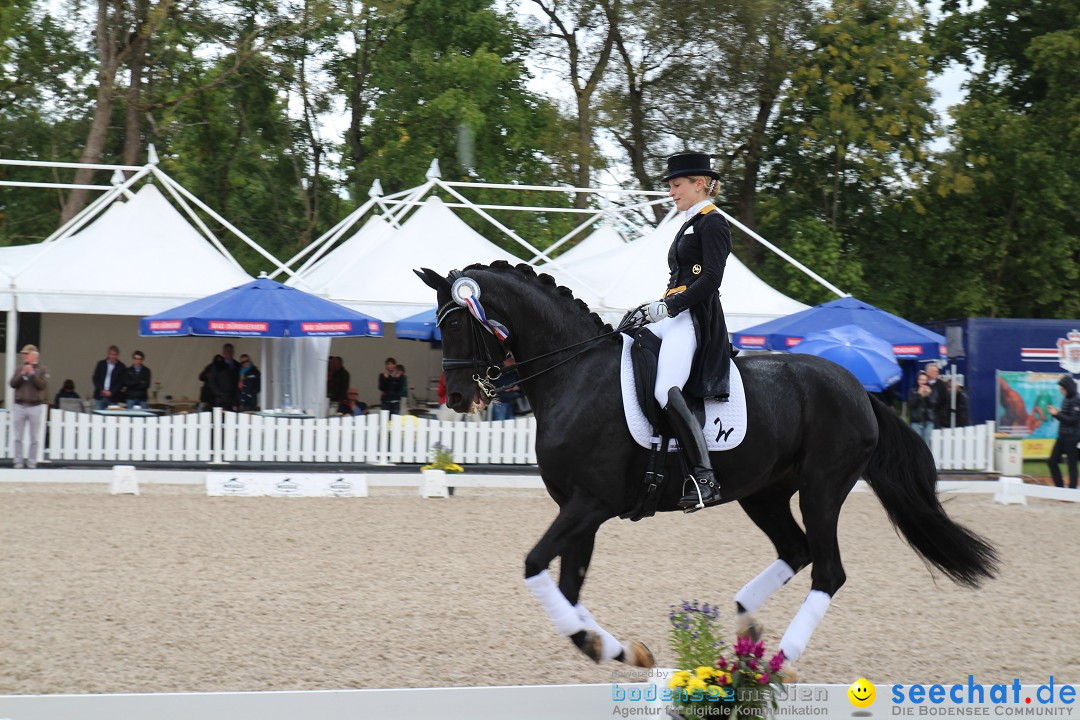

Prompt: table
xmin=256 ymin=410 xmax=314 ymax=419
xmin=92 ymin=408 xmax=163 ymax=417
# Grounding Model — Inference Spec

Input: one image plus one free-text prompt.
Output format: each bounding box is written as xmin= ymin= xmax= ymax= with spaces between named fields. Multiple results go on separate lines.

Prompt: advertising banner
xmin=996 ymin=371 xmax=1063 ymax=458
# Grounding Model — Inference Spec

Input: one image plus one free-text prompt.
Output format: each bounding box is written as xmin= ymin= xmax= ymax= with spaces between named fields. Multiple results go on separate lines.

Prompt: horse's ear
xmin=414 ymin=268 xmax=450 ymax=294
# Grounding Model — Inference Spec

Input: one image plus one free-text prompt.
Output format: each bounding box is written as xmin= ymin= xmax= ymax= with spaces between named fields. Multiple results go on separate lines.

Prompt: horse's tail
xmin=862 ymin=394 xmax=998 ymax=587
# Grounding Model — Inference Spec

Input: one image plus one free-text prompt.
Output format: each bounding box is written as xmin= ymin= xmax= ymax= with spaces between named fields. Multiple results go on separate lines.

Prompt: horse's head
xmin=415 ymin=266 xmax=511 ymax=413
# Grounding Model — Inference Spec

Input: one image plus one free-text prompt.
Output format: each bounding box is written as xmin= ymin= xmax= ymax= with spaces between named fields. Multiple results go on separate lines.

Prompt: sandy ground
xmin=1 ymin=481 xmax=1078 ymax=695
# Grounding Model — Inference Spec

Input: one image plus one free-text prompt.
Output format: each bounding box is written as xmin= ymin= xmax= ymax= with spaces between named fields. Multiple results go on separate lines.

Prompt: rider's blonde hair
xmin=683 ymin=174 xmax=721 ymax=198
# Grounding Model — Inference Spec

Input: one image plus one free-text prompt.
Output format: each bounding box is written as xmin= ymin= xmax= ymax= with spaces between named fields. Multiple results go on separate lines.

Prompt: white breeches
xmin=647 ymin=311 xmax=697 ymax=407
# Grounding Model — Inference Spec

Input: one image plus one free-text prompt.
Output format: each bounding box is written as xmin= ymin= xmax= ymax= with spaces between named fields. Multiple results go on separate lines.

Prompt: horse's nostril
xmin=448 ymin=392 xmax=463 ymax=406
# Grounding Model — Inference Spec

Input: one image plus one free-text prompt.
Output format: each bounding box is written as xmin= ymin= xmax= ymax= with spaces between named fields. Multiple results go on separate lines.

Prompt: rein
xmin=437 ymin=294 xmax=648 ymax=399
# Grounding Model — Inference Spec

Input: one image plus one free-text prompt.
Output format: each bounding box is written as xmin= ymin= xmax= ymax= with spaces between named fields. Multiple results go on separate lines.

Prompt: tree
xmin=351 ymin=0 xmax=575 ymax=253
xmin=0 ymin=0 xmax=91 ymax=243
xmin=910 ymin=0 xmax=1080 ymax=318
xmin=526 ymin=0 xmax=618 ymax=208
xmin=757 ymin=0 xmax=936 ymax=307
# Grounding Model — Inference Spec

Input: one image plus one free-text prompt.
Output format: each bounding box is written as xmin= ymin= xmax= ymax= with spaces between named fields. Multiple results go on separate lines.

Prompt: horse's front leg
xmin=558 ymin=535 xmax=654 ymax=667
xmin=523 ymin=496 xmax=653 ymax=667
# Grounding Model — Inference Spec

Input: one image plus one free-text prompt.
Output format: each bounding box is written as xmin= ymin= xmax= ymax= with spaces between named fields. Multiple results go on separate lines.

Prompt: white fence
xmin=39 ymin=409 xmax=538 ymax=465
xmin=0 ymin=408 xmax=994 ymax=470
xmin=930 ymin=421 xmax=997 ymax=472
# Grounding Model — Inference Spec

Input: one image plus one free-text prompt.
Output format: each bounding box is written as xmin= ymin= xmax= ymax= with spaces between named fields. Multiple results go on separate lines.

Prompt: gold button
xmin=692 ymin=264 xmax=702 ymax=275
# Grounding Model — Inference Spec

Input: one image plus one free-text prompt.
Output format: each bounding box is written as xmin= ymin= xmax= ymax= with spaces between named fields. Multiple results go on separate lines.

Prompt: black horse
xmin=418 ymin=261 xmax=996 ymax=672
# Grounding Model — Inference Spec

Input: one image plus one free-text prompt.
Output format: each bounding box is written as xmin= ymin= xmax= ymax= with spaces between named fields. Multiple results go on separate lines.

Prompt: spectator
xmin=92 ymin=345 xmax=126 ymax=409
xmin=1047 ymin=375 xmax=1080 ymax=489
xmin=124 ymin=350 xmax=152 ymax=409
xmin=907 ymin=371 xmax=935 ymax=444
xmin=327 ymin=355 xmax=350 ymax=405
xmin=9 ymin=344 xmax=49 ymax=469
xmin=197 ymin=354 xmax=219 ymax=411
xmin=220 ymin=343 xmax=241 ymax=410
xmin=379 ymin=357 xmax=403 ymax=415
xmin=238 ymin=354 xmax=261 ymax=411
xmin=925 ymin=363 xmax=949 ymax=428
xmin=54 ymin=379 xmax=80 ymax=408
xmin=396 ymin=363 xmax=410 ymax=414
xmin=338 ymin=387 xmax=367 ymax=416
xmin=943 ymin=379 xmax=970 ymax=427
xmin=198 ymin=354 xmax=234 ymax=409
xmin=492 ymin=356 xmax=520 ymax=422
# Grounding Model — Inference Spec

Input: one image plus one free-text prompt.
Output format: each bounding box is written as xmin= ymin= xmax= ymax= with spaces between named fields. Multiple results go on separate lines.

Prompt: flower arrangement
xmin=667 ymin=600 xmax=786 ymax=719
xmin=420 ymin=442 xmax=464 ymax=473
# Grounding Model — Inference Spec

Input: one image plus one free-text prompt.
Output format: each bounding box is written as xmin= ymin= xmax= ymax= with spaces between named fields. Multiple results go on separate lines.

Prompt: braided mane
xmin=463 ymin=260 xmax=613 ymax=333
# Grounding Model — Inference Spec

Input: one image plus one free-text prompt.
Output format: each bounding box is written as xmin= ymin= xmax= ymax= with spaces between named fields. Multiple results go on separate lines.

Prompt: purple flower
xmin=715 ymin=657 xmax=728 ymax=670
xmin=759 ymin=672 xmax=771 ymax=684
xmin=768 ymin=651 xmax=785 ymax=672
xmin=734 ymin=635 xmax=754 ymax=656
xmin=748 ymin=658 xmax=758 ymax=670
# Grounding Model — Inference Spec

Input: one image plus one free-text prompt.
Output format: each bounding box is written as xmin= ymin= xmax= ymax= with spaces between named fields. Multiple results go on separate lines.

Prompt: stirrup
xmin=679 ymin=474 xmax=720 ymax=513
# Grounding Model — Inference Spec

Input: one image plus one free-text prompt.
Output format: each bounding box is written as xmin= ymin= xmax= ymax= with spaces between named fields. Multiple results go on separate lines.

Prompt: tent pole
xmin=4 ymin=309 xmax=16 ymax=409
xmin=261 ymin=338 xmax=268 ymax=411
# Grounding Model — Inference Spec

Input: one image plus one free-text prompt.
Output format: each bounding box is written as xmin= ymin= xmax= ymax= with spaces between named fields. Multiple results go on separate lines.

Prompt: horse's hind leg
xmin=775 ymin=474 xmax=856 ymax=666
xmin=735 ymin=485 xmax=811 ymax=641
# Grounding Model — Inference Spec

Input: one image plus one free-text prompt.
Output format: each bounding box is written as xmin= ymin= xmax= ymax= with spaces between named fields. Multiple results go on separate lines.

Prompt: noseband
xmin=436 ymin=271 xmax=648 ymax=401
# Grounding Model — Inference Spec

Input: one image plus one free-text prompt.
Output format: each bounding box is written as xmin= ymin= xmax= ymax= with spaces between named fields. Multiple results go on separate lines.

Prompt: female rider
xmin=643 ymin=152 xmax=732 ymax=510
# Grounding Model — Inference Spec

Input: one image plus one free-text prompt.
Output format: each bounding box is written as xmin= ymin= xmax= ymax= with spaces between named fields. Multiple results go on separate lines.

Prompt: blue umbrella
xmin=395 ymin=308 xmax=439 ymax=341
xmin=791 ymin=324 xmax=902 ymax=392
xmin=140 ymin=276 xmax=383 ymax=338
xmin=732 ymin=296 xmax=944 ymax=360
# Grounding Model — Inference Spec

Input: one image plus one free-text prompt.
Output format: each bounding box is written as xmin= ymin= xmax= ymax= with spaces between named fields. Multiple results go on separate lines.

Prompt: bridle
xmin=436 ymin=270 xmax=648 ymax=400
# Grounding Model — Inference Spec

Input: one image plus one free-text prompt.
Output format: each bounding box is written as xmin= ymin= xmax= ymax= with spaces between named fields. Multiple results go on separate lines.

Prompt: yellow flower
xmin=669 ymin=670 xmax=691 ymax=689
xmin=694 ymin=666 xmax=714 ymax=680
xmin=686 ymin=677 xmax=708 ymax=695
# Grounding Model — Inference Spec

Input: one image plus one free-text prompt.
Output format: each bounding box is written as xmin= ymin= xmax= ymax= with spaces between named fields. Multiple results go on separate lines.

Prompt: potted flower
xmin=666 ymin=600 xmax=787 ymax=719
xmin=420 ymin=442 xmax=463 ymax=498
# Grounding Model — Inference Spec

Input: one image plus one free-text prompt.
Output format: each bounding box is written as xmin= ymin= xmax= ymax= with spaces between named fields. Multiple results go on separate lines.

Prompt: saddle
xmin=619 ymin=328 xmax=747 ymax=521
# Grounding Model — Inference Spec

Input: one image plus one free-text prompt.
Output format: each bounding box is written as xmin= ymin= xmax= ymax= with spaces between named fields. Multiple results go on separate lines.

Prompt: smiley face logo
xmin=848 ymin=678 xmax=876 ymax=708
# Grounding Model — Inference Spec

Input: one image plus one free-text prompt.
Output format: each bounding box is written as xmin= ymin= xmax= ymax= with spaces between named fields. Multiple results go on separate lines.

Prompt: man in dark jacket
xmin=92 ymin=345 xmax=126 ymax=409
xmin=124 ymin=350 xmax=152 ymax=408
xmin=1047 ymin=375 xmax=1080 ymax=489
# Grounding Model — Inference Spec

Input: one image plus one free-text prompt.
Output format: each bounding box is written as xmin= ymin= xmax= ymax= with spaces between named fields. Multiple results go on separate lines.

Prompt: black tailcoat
xmin=664 ymin=205 xmax=731 ymax=399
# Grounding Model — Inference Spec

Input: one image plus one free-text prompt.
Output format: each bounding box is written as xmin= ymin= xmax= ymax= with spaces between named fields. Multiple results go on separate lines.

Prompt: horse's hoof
xmin=625 ymin=640 xmax=655 ymax=668
xmin=735 ymin=614 xmax=763 ymax=642
xmin=581 ymin=630 xmax=604 ymax=664
xmin=778 ymin=662 xmax=798 ymax=683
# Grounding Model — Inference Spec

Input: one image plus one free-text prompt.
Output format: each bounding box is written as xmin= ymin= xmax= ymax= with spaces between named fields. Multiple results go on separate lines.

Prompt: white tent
xmin=289 ymin=214 xmax=396 ymax=292
xmin=297 ymin=196 xmax=521 ymax=322
xmin=544 ymin=224 xmax=626 ymax=266
xmin=544 ymin=217 xmax=810 ymax=331
xmin=5 ymin=184 xmax=252 ymax=315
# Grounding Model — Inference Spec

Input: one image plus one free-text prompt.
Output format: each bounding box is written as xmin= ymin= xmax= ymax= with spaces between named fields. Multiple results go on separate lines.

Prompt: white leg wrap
xmin=778 ymin=590 xmax=831 ymax=664
xmin=735 ymin=559 xmax=795 ymax=615
xmin=575 ymin=603 xmax=624 ymax=661
xmin=524 ymin=570 xmax=586 ymax=637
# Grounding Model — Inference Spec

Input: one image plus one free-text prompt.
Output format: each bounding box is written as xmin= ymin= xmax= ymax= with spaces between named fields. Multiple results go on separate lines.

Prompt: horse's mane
xmin=463 ymin=260 xmax=613 ymax=333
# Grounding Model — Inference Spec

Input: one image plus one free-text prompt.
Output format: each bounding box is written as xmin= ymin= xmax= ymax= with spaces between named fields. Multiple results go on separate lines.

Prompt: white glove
xmin=645 ymin=300 xmax=670 ymax=323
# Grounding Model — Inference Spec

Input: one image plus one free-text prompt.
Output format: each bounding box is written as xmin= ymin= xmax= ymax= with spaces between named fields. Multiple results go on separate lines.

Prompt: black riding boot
xmin=665 ymin=387 xmax=720 ymax=510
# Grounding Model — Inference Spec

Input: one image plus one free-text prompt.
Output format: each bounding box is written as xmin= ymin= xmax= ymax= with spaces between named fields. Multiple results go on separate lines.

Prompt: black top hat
xmin=663 ymin=152 xmax=720 ymax=182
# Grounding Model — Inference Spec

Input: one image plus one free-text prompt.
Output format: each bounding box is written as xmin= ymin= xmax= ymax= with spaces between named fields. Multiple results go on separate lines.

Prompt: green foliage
xmin=910 ymin=0 xmax=1080 ymax=319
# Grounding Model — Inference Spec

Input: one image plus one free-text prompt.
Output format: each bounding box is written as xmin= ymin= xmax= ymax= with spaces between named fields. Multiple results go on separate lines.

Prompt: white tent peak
xmin=302 ymin=195 xmax=521 ymax=322
xmin=5 ymin=183 xmax=252 ymax=315
xmin=545 ymin=215 xmax=809 ymax=331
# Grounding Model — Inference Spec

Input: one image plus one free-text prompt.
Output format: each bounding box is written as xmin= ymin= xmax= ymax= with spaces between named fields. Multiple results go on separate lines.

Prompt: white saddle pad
xmin=620 ymin=334 xmax=747 ymax=451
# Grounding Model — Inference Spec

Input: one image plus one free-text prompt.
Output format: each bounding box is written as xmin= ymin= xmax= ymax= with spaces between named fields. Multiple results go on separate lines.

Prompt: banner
xmin=996 ymin=371 xmax=1063 ymax=458
xmin=206 ymin=472 xmax=369 ymax=497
